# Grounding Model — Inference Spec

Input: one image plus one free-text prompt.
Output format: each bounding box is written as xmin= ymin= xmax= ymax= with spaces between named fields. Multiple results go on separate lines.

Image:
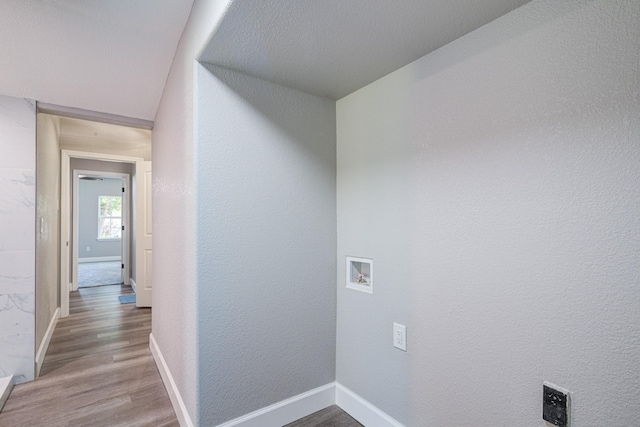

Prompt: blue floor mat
xmin=119 ymin=294 xmax=136 ymax=304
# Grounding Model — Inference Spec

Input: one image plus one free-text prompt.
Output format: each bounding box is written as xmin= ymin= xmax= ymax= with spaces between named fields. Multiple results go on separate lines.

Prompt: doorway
xmin=60 ymin=150 xmax=152 ymax=317
xmin=34 ymin=111 xmax=153 ymax=377
xmin=74 ymin=170 xmax=130 ymax=289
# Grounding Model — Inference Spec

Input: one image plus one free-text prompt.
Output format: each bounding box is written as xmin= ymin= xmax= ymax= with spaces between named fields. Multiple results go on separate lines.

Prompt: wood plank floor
xmin=0 ymin=284 xmax=179 ymax=427
xmin=0 ymin=284 xmax=362 ymax=427
xmin=285 ymin=405 xmax=362 ymax=427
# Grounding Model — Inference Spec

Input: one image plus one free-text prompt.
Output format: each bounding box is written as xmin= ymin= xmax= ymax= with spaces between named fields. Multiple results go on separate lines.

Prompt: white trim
xmin=146 ymin=349 xmax=402 ymax=427
xmin=78 ymin=256 xmax=122 ymax=263
xmin=0 ymin=376 xmax=14 ymax=412
xmin=215 ymin=383 xmax=335 ymax=427
xmin=150 ymin=332 xmax=336 ymax=427
xmin=35 ymin=308 xmax=60 ymax=378
xmin=149 ymin=333 xmax=195 ymax=427
xmin=62 ymin=149 xmax=144 ymax=163
xmin=130 ymin=278 xmax=137 ymax=292
xmin=335 ymin=383 xmax=405 ymax=427
xmin=60 ymin=151 xmax=71 ymax=317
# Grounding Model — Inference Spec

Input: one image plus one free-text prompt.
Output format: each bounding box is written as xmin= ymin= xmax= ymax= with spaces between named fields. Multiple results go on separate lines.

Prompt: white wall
xmin=35 ymin=113 xmax=60 ymax=355
xmin=151 ymin=0 xmax=232 ymax=423
xmin=336 ymin=0 xmax=640 ymax=425
xmin=195 ymin=63 xmax=337 ymax=425
xmin=0 ymin=95 xmax=36 ymax=384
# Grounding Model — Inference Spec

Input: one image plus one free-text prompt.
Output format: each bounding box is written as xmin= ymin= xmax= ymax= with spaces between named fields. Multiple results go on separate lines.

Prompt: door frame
xmin=72 ymin=169 xmax=131 ymax=291
xmin=60 ymin=150 xmax=143 ymax=318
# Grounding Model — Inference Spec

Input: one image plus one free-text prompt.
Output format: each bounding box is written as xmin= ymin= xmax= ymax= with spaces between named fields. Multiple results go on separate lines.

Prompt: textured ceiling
xmin=0 ymin=1 xmax=534 ymax=120
xmin=0 ymin=0 xmax=194 ymax=121
xmin=200 ymin=0 xmax=532 ymax=99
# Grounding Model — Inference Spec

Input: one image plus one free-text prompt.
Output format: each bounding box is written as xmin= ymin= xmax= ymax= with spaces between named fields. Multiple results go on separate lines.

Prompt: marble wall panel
xmin=0 ymin=211 xmax=34 ymax=252
xmin=0 ymin=169 xmax=36 ymax=212
xmin=0 ymin=294 xmax=34 ymax=383
xmin=0 ymin=95 xmax=35 ymax=384
xmin=0 ymin=97 xmax=35 ymax=169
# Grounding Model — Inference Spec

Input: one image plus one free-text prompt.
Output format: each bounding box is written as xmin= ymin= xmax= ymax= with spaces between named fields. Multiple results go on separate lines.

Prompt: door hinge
xmin=121 ymin=263 xmax=125 ymax=269
xmin=122 ymin=225 xmax=125 ymax=231
xmin=122 ymin=187 xmax=125 ymax=193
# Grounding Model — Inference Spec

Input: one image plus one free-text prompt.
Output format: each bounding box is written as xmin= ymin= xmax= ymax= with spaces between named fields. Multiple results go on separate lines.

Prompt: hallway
xmin=0 ymin=285 xmax=178 ymax=427
xmin=0 ymin=285 xmax=360 ymax=427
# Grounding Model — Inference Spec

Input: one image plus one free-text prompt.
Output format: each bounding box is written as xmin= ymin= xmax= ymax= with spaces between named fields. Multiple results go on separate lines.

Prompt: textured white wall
xmin=151 ymin=0 xmax=231 ymax=422
xmin=195 ymin=64 xmax=337 ymax=425
xmin=0 ymin=95 xmax=36 ymax=383
xmin=336 ymin=0 xmax=640 ymax=425
xmin=35 ymin=114 xmax=60 ymax=352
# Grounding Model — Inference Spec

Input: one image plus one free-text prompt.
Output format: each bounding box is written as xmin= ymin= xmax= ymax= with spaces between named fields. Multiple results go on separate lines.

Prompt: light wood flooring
xmin=285 ymin=405 xmax=362 ymax=427
xmin=0 ymin=284 xmax=362 ymax=427
xmin=0 ymin=284 xmax=178 ymax=427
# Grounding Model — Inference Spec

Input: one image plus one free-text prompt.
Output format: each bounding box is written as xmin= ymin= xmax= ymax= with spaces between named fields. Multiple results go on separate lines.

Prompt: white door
xmin=135 ymin=161 xmax=152 ymax=307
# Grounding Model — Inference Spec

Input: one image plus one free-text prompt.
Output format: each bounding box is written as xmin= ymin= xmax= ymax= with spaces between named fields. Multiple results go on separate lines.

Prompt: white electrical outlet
xmin=393 ymin=323 xmax=407 ymax=351
xmin=86 ymin=246 xmax=91 ymax=252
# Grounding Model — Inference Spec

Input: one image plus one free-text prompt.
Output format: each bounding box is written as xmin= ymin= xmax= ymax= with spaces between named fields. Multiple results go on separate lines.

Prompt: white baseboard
xmin=130 ymin=278 xmax=137 ymax=292
xmin=150 ymin=333 xmax=334 ymax=427
xmin=216 ymin=382 xmax=335 ymax=427
xmin=335 ymin=383 xmax=405 ymax=427
xmin=78 ymin=256 xmax=121 ymax=263
xmin=35 ymin=307 xmax=60 ymax=378
xmin=149 ymin=333 xmax=195 ymax=427
xmin=149 ymin=338 xmax=400 ymax=427
xmin=0 ymin=375 xmax=14 ymax=412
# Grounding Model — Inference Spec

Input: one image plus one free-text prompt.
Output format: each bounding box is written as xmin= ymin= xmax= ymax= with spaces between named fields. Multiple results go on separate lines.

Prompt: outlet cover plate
xmin=393 ymin=323 xmax=407 ymax=351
